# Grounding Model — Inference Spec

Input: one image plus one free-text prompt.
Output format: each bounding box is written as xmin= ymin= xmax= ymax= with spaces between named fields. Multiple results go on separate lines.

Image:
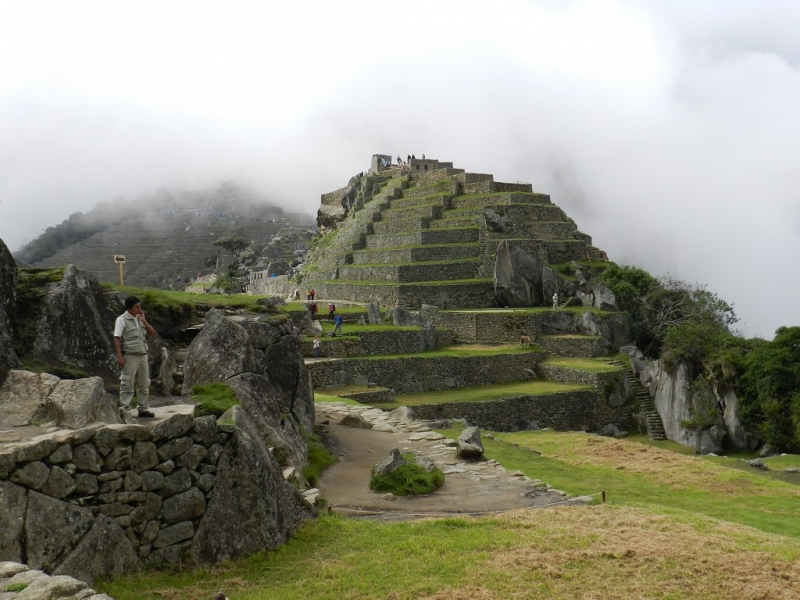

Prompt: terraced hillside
xmin=296 ymin=156 xmax=666 ymax=438
xmin=26 ymin=183 xmax=314 ymax=288
xmin=304 ymin=158 xmax=606 ymax=309
xmin=294 ymin=303 xmax=660 ymax=435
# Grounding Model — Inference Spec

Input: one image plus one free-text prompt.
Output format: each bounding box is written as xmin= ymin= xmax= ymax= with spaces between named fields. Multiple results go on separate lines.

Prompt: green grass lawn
xmin=357 ymin=344 xmax=542 ymax=360
xmin=539 ymin=356 xmax=621 ymax=373
xmin=314 ymin=392 xmax=362 ymax=405
xmin=97 ymin=430 xmax=800 ymax=600
xmin=433 ymin=428 xmax=800 ymax=539
xmin=375 ymin=380 xmax=592 ymax=408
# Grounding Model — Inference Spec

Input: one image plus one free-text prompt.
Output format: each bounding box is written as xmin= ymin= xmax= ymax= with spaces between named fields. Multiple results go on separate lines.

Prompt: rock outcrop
xmin=33 ymin=265 xmax=118 ymax=382
xmin=494 ymin=241 xmax=545 ymax=307
xmin=0 ymin=562 xmax=115 ymax=600
xmin=182 ymin=309 xmax=314 ymax=471
xmin=640 ymin=359 xmax=759 ymax=453
xmin=0 ymin=238 xmax=20 ymax=384
xmin=0 ymin=370 xmax=119 ymax=428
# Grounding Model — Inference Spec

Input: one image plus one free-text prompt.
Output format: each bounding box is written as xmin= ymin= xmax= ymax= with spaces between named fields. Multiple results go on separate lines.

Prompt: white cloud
xmin=1 ymin=0 xmax=798 ymax=338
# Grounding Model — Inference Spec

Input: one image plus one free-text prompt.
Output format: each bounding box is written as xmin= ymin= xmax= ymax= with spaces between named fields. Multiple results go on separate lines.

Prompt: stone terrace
xmin=305 ymin=159 xmax=605 ymax=309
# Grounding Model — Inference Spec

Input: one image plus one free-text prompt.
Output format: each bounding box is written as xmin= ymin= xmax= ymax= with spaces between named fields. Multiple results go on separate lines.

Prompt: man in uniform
xmin=114 ymin=296 xmax=156 ymax=420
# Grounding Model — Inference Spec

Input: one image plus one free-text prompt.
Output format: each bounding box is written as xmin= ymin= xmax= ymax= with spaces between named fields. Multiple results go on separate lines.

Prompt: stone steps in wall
xmin=350 ymin=243 xmax=481 ymax=264
xmin=603 ymin=358 xmax=667 ymax=440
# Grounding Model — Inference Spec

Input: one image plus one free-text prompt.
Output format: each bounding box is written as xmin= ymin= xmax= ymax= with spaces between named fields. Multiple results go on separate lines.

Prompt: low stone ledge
xmin=410 ymin=390 xmax=632 ymax=432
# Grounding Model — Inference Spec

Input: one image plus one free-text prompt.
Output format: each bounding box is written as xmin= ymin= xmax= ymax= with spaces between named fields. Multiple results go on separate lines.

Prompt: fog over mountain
xmin=1 ymin=0 xmax=798 ymax=339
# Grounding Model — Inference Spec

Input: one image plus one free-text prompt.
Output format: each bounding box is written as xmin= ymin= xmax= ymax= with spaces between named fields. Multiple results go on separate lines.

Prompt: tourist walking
xmin=333 ymin=314 xmax=343 ymax=336
xmin=552 ymin=293 xmax=559 ymax=310
xmin=313 ymin=336 xmax=321 ymax=358
xmin=328 ymin=302 xmax=336 ymax=320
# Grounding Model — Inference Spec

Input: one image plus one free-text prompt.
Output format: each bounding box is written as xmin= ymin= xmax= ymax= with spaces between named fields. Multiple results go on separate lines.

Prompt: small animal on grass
xmin=519 ymin=334 xmax=531 ymax=348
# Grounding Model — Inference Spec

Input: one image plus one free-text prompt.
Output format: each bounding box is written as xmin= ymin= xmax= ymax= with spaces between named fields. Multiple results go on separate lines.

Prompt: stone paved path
xmin=314 ymin=401 xmax=592 ymax=521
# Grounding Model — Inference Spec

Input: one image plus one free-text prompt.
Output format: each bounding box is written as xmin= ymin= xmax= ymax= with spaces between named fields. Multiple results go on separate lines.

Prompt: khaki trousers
xmin=120 ymin=353 xmax=150 ymax=410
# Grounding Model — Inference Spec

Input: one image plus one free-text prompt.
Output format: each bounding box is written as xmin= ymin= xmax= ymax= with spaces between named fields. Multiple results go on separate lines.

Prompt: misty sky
xmin=1 ymin=0 xmax=799 ymax=339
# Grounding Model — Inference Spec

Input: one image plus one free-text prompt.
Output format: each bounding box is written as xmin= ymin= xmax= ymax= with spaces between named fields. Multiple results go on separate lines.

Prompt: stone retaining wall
xmin=307 ymin=351 xmax=546 ymax=394
xmin=339 ymin=260 xmax=480 ymax=283
xmin=351 ymin=244 xmax=479 ymax=264
xmin=0 ymin=412 xmax=227 ymax=579
xmin=365 ymin=228 xmax=478 ymax=248
xmin=372 ymin=217 xmax=429 ymax=235
xmin=300 ymin=328 xmax=455 ymax=358
xmin=538 ymin=335 xmax=608 ymax=357
xmin=0 ymin=407 xmax=313 ymax=584
xmin=310 ymin=281 xmax=495 ymax=310
xmin=411 ymin=389 xmax=633 ymax=431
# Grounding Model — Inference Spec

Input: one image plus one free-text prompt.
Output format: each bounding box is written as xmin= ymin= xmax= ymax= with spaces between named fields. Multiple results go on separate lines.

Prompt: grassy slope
xmin=99 ymin=432 xmax=800 ymax=600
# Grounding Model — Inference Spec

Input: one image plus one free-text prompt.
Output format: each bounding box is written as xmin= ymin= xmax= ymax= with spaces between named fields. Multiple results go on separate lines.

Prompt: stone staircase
xmin=305 ymin=160 xmax=605 ymax=309
xmin=604 ymin=358 xmax=667 ymax=440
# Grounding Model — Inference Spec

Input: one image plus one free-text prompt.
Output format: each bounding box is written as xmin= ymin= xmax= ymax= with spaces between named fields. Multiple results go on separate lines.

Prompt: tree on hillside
xmin=738 ymin=326 xmax=800 ymax=452
xmin=213 ymin=235 xmax=251 ymax=258
xmin=601 ymin=265 xmax=738 ymax=360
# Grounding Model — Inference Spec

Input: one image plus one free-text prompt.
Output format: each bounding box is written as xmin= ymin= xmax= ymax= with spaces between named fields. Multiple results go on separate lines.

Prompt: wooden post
xmin=113 ymin=255 xmax=126 ymax=286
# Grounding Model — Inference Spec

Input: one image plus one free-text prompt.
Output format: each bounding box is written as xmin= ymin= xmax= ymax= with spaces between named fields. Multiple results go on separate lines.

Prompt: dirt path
xmin=315 ymin=402 xmax=591 ymax=521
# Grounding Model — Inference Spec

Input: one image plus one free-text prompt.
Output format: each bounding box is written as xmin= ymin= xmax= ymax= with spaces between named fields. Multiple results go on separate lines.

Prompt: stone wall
xmin=537 ymin=335 xmax=607 ymax=357
xmin=299 ymin=328 xmax=454 ymax=358
xmin=351 ymin=244 xmax=479 ymax=265
xmin=339 ymin=260 xmax=479 ymax=284
xmin=307 ymin=281 xmax=496 ymax=310
xmin=246 ymin=273 xmax=295 ymax=297
xmin=411 ymin=389 xmax=632 ymax=432
xmin=307 ymin=351 xmax=546 ymax=394
xmin=365 ymin=228 xmax=479 ymax=248
xmin=0 ymin=409 xmax=313 ymax=583
xmin=429 ymin=309 xmax=630 ymax=348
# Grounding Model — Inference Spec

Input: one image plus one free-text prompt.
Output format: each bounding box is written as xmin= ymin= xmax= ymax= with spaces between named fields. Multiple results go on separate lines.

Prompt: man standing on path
xmin=313 ymin=336 xmax=321 ymax=359
xmin=552 ymin=292 xmax=559 ymax=310
xmin=114 ymin=296 xmax=156 ymax=421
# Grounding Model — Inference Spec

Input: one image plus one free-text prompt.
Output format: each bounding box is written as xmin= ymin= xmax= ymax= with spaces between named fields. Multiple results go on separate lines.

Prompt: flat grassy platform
xmin=355 ymin=343 xmax=543 ymax=360
xmin=539 ymin=356 xmax=622 ymax=373
xmin=370 ymin=380 xmax=591 ymax=409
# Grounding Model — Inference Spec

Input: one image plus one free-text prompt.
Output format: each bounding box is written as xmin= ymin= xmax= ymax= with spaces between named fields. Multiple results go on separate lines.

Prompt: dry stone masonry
xmin=0 ymin=407 xmax=313 ymax=584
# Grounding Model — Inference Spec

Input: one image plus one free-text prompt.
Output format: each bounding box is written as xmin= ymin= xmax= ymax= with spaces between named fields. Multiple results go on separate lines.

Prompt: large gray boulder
xmin=33 ymin=265 xmax=118 ymax=381
xmin=456 ymin=426 xmax=484 ymax=458
xmin=0 ymin=238 xmax=20 ymax=384
xmin=494 ymin=241 xmax=543 ymax=307
xmin=721 ymin=388 xmax=760 ymax=451
xmin=392 ymin=305 xmax=423 ymax=327
xmin=367 ymin=302 xmax=380 ymax=325
xmin=191 ymin=406 xmax=314 ymax=564
xmin=182 ymin=309 xmax=262 ymax=393
xmin=317 ymin=182 xmax=357 ymax=230
xmin=373 ymin=448 xmax=408 ymax=477
xmin=224 ymin=372 xmax=309 ymax=470
xmin=0 ymin=370 xmax=119 ymax=428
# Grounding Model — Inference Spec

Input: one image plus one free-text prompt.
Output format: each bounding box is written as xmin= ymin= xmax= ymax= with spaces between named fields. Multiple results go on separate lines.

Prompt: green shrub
xmin=191 ymin=382 xmax=239 ymax=417
xmin=369 ymin=454 xmax=444 ymax=496
xmin=5 ymin=583 xmax=28 ymax=593
xmin=303 ymin=433 xmax=338 ymax=484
